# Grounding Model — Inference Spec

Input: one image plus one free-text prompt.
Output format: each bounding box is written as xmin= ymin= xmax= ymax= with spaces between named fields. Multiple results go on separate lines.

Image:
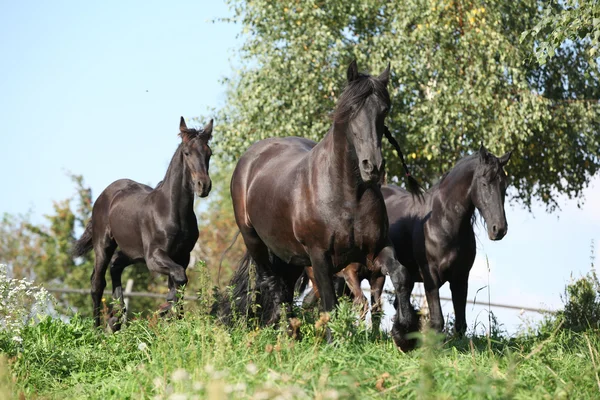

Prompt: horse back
xmin=93 ymin=179 xmax=154 ymax=260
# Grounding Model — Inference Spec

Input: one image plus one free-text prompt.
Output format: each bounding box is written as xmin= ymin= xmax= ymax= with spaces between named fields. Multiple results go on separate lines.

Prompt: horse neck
xmin=434 ymin=162 xmax=476 ymax=232
xmin=317 ymin=122 xmax=363 ymax=199
xmin=158 ymin=145 xmax=195 ymax=216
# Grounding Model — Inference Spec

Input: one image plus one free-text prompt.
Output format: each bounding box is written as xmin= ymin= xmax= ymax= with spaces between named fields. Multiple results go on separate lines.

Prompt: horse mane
xmin=332 ymin=72 xmax=390 ymax=124
xmin=438 ymin=150 xmax=502 ymax=186
xmin=438 ymin=153 xmax=479 ymax=185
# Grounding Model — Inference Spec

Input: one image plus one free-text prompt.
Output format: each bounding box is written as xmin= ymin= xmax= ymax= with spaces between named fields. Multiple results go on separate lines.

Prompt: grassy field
xmin=1 ymin=298 xmax=599 ymax=400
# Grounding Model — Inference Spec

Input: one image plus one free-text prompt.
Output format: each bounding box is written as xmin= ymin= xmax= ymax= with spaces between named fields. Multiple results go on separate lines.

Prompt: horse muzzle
xmin=488 ymin=224 xmax=507 ymax=241
xmin=195 ymin=179 xmax=212 ymax=198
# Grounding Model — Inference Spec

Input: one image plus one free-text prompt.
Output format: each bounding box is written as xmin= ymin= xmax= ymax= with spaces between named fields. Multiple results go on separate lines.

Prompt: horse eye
xmin=184 ymin=151 xmax=190 ymax=156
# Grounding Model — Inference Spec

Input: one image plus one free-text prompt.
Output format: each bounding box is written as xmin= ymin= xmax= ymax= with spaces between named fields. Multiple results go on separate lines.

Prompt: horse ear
xmin=378 ymin=63 xmax=391 ymax=85
xmin=499 ymin=151 xmax=512 ymax=166
xmin=347 ymin=59 xmax=359 ymax=83
xmin=479 ymin=144 xmax=490 ymax=163
xmin=203 ymin=119 xmax=214 ymax=140
xmin=179 ymin=116 xmax=187 ymax=133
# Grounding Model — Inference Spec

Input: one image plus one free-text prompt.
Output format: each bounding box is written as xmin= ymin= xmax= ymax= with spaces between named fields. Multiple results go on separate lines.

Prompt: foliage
xmin=1 ymin=306 xmax=600 ymax=399
xmin=0 ymin=264 xmax=54 ymax=338
xmin=558 ymin=241 xmax=600 ymax=331
xmin=523 ymin=0 xmax=600 ymax=65
xmin=212 ymin=0 xmax=600 ymax=211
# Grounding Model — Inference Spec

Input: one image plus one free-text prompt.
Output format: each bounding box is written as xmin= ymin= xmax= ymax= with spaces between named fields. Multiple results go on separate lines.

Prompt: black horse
xmin=300 ymin=146 xmax=512 ymax=336
xmin=219 ymin=61 xmax=421 ymax=350
xmin=73 ymin=117 xmax=214 ymax=330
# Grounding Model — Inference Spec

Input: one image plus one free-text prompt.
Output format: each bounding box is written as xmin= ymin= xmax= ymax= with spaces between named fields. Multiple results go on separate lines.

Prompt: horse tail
xmin=383 ymin=126 xmax=424 ymax=201
xmin=217 ymin=230 xmax=241 ymax=287
xmin=72 ymin=221 xmax=93 ymax=258
xmin=216 ymin=251 xmax=285 ymax=326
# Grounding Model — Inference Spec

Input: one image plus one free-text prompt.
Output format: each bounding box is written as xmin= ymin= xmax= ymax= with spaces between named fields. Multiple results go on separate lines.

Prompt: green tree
xmin=523 ymin=0 xmax=600 ymax=65
xmin=213 ymin=0 xmax=599 ymax=211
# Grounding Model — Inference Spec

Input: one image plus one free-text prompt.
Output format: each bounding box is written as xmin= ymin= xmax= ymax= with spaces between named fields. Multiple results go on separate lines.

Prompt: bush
xmin=558 ymin=241 xmax=600 ymax=331
xmin=0 ymin=263 xmax=54 ymax=340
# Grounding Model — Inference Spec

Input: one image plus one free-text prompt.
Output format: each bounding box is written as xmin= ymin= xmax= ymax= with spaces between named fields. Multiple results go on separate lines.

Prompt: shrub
xmin=558 ymin=241 xmax=600 ymax=331
xmin=0 ymin=263 xmax=54 ymax=340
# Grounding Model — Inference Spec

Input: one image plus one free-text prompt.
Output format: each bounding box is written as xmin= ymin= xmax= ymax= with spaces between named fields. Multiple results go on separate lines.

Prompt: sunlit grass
xmin=1 ymin=297 xmax=599 ymax=399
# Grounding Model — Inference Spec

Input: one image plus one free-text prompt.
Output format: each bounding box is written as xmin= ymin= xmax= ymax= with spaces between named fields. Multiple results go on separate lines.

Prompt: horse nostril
xmin=362 ymin=160 xmax=373 ymax=173
xmin=492 ymin=225 xmax=498 ymax=234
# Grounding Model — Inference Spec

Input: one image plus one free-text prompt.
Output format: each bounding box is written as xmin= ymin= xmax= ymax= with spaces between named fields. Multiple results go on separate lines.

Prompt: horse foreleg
xmin=341 ymin=264 xmax=368 ymax=319
xmin=422 ymin=264 xmax=444 ymax=333
xmin=375 ymin=245 xmax=418 ymax=351
xmin=368 ymin=268 xmax=386 ymax=332
xmin=450 ymin=276 xmax=468 ymax=336
xmin=310 ymin=252 xmax=336 ymax=343
xmin=147 ymin=249 xmax=188 ymax=317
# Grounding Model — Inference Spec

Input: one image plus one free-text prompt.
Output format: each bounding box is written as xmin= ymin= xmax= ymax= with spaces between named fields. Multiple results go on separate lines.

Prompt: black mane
xmin=332 ymin=73 xmax=390 ymax=123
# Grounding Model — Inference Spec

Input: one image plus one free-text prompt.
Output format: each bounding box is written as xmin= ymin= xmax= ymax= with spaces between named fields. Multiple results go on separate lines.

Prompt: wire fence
xmin=45 ymin=284 xmax=555 ymax=314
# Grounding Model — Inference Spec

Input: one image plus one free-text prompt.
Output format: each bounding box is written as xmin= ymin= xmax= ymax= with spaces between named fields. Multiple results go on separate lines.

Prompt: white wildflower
xmin=246 ymin=362 xmax=258 ymax=375
xmin=171 ymin=368 xmax=189 ymax=382
xmin=138 ymin=342 xmax=148 ymax=351
xmin=0 ymin=264 xmax=55 ymax=336
xmin=153 ymin=377 xmax=164 ymax=390
xmin=204 ymin=364 xmax=214 ymax=375
xmin=11 ymin=336 xmax=22 ymax=343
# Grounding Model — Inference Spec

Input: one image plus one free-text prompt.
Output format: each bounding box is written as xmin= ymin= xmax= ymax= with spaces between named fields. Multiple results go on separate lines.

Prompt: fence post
xmin=124 ymin=279 xmax=134 ymax=318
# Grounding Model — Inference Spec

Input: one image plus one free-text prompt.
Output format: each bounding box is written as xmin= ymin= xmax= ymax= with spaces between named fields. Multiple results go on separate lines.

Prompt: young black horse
xmin=300 ymin=146 xmax=512 ymax=336
xmin=73 ymin=117 xmax=214 ymax=330
xmin=219 ymin=61 xmax=421 ymax=350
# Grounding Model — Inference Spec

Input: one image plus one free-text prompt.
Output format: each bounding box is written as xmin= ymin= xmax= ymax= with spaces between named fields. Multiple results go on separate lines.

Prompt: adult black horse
xmin=219 ymin=61 xmax=421 ymax=350
xmin=73 ymin=117 xmax=214 ymax=331
xmin=299 ymin=146 xmax=512 ymax=336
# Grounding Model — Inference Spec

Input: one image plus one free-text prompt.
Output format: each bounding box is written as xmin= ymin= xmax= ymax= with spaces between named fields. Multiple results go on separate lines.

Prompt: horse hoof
xmin=391 ymin=319 xmax=419 ymax=352
xmin=107 ymin=316 xmax=122 ymax=333
xmin=158 ymin=302 xmax=172 ymax=317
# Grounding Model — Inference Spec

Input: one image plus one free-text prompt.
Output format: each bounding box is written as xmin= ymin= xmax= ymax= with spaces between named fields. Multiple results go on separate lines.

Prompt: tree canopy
xmin=214 ymin=0 xmax=599 ymax=211
xmin=523 ymin=0 xmax=599 ymax=66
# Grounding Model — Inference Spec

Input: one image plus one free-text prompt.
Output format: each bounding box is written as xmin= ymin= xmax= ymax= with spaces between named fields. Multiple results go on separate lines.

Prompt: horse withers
xmin=219 ymin=60 xmax=422 ymax=350
xmin=73 ymin=117 xmax=214 ymax=331
xmin=300 ymin=145 xmax=512 ymax=337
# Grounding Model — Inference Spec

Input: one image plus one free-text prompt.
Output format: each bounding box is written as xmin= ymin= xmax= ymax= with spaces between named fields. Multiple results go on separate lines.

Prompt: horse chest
xmin=329 ymin=200 xmax=384 ymax=265
xmin=424 ymin=232 xmax=475 ymax=284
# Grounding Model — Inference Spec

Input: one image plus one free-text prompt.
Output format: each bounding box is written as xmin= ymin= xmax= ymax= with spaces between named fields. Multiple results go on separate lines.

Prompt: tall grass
xmin=2 ymin=255 xmax=600 ymax=399
xmin=0 ymin=297 xmax=599 ymax=399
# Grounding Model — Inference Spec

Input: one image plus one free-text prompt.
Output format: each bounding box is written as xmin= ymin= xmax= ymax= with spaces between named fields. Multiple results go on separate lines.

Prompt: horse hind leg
xmin=107 ymin=251 xmax=131 ymax=332
xmin=90 ymin=231 xmax=117 ymax=329
xmin=222 ymin=227 xmax=279 ymax=326
xmin=266 ymin=257 xmax=304 ymax=334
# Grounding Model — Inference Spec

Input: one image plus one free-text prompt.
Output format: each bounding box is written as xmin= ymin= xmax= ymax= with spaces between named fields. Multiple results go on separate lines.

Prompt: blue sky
xmin=1 ymin=1 xmax=598 ymax=334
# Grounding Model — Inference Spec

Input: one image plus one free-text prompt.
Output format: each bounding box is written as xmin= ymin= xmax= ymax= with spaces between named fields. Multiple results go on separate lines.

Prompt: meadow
xmin=1 ymin=293 xmax=599 ymax=400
